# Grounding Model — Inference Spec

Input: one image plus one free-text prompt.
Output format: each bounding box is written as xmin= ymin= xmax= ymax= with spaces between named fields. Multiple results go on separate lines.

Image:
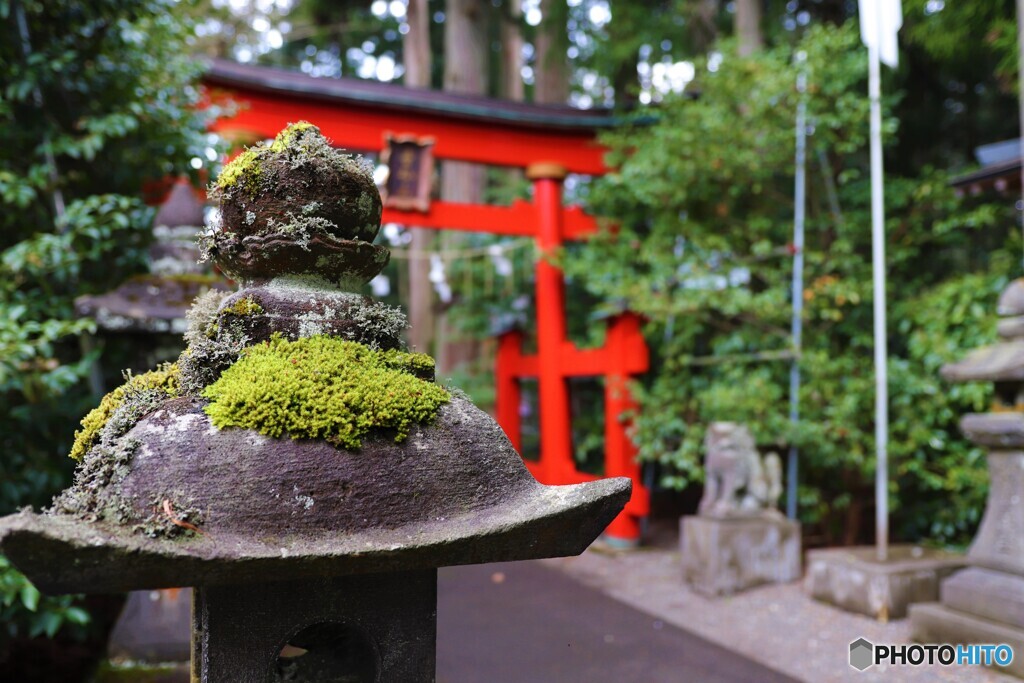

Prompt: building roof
xmin=950 ymin=138 xmax=1022 ymax=194
xmin=203 ymin=59 xmax=618 ymax=132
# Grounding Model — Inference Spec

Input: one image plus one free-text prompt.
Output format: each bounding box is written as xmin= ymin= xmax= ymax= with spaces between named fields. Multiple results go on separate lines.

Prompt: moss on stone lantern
xmin=0 ymin=123 xmax=630 ymax=682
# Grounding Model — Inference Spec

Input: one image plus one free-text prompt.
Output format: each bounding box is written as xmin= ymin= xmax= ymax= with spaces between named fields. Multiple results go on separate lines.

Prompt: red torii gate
xmin=203 ymin=60 xmax=649 ymax=543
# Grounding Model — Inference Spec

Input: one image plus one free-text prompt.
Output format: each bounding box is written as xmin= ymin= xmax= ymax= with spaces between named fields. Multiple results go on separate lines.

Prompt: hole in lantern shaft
xmin=274 ymin=622 xmax=378 ymax=683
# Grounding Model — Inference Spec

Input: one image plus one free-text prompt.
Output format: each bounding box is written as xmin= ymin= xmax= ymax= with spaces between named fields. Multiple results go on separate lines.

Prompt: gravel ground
xmin=543 ymin=543 xmax=1016 ymax=683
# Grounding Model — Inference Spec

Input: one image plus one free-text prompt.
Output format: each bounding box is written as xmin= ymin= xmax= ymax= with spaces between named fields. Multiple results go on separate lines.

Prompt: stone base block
xmin=805 ymin=545 xmax=966 ymax=620
xmin=680 ymin=514 xmax=801 ymax=597
xmin=910 ymin=602 xmax=1024 ymax=679
xmin=942 ymin=567 xmax=1024 ymax=629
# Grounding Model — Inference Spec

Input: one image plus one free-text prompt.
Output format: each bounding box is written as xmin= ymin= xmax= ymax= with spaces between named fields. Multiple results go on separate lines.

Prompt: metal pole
xmin=868 ymin=40 xmax=889 ymax=562
xmin=787 ymin=57 xmax=808 ymax=521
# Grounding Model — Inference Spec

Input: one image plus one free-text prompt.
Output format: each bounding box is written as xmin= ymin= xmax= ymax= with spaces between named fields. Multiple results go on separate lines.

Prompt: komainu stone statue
xmin=682 ymin=421 xmax=799 ymax=596
xmin=698 ymin=421 xmax=782 ymax=516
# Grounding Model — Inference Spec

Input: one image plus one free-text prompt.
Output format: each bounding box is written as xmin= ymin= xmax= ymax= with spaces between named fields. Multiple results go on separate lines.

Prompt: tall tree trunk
xmin=438 ymin=0 xmax=489 ymax=373
xmin=734 ymin=0 xmax=763 ymax=56
xmin=605 ymin=2 xmax=637 ymax=107
xmin=690 ymin=0 xmax=720 ymax=55
xmin=403 ymin=0 xmax=434 ymax=354
xmin=501 ymin=0 xmax=524 ymax=101
xmin=534 ymin=0 xmax=568 ymax=104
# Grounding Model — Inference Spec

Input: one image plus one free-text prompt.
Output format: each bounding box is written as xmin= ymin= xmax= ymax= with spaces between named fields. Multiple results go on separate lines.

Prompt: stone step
xmin=909 ymin=602 xmax=1024 ymax=679
xmin=942 ymin=567 xmax=1024 ymax=630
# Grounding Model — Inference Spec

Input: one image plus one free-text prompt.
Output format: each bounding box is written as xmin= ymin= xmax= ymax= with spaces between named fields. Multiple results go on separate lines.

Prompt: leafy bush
xmin=0 ymin=0 xmax=217 ymax=649
xmin=566 ymin=24 xmax=1015 ymax=546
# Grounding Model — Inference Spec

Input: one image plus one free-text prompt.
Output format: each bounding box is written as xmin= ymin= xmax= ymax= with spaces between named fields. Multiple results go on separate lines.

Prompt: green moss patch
xmin=269 ymin=120 xmax=316 ymax=152
xmin=201 ymin=335 xmax=448 ymax=450
xmin=223 ymin=296 xmax=263 ymax=317
xmin=215 ymin=145 xmax=262 ymax=194
xmin=70 ymin=365 xmax=180 ymax=461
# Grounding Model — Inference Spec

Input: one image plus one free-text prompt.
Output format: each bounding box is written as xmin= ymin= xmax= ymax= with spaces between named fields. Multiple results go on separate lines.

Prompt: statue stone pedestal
xmin=680 ymin=514 xmax=801 ymax=596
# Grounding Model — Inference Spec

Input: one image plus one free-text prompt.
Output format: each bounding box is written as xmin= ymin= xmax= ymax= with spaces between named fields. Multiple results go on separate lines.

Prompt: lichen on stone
xmin=133 ymin=495 xmax=205 ymax=539
xmin=184 ymin=289 xmax=229 ymax=345
xmin=69 ymin=365 xmax=180 ymax=461
xmin=52 ymin=438 xmax=141 ymax=523
xmin=266 ymin=211 xmax=339 ymax=251
xmin=201 ymin=334 xmax=449 ymax=450
xmin=211 ymin=121 xmax=372 ymax=202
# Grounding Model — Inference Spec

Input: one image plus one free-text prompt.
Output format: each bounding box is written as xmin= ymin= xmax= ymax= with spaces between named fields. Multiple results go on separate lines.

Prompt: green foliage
xmin=567 ymin=24 xmax=1016 ymax=545
xmin=0 ymin=0 xmax=216 ymax=646
xmin=202 ymin=335 xmax=449 ymax=450
xmin=0 ymin=556 xmax=89 ymax=641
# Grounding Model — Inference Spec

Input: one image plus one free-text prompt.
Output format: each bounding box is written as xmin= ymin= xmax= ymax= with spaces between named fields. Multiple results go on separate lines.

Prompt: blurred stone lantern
xmin=75 ymin=179 xmax=231 ymax=384
xmin=0 ymin=123 xmax=629 ymax=682
xmin=910 ymin=279 xmax=1024 ymax=678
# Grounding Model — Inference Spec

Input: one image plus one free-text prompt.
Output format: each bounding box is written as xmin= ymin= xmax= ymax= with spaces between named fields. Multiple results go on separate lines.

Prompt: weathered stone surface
xmin=4 ymin=120 xmax=638 ymax=683
xmin=997 ymin=315 xmax=1024 ymax=339
xmin=216 ymin=132 xmax=382 ymax=245
xmin=942 ymin=567 xmax=1024 ymax=629
xmin=193 ymin=571 xmax=435 ymax=683
xmin=680 ymin=514 xmax=800 ymax=596
xmin=804 ymin=545 xmax=966 ymax=620
xmin=217 ymin=280 xmax=407 ymax=351
xmin=910 ymin=602 xmax=1024 ymax=679
xmin=965 ymin=450 xmax=1024 ymax=575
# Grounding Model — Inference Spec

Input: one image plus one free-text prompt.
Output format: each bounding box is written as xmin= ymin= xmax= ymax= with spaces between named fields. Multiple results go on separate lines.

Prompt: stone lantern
xmin=0 ymin=123 xmax=630 ymax=682
xmin=909 ymin=279 xmax=1024 ymax=678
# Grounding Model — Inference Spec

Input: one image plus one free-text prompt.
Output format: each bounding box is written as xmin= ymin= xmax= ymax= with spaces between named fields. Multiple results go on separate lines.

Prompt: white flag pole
xmin=868 ymin=32 xmax=889 ymax=564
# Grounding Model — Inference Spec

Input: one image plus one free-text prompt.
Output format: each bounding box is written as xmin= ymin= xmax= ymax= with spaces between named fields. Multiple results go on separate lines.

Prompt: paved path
xmin=437 ymin=560 xmax=797 ymax=683
xmin=545 ymin=546 xmax=1017 ymax=683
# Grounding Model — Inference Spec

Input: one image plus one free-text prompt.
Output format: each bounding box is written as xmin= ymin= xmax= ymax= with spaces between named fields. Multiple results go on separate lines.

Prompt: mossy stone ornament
xmin=205 ymin=122 xmax=388 ymax=286
xmin=0 ymin=122 xmax=630 ymax=598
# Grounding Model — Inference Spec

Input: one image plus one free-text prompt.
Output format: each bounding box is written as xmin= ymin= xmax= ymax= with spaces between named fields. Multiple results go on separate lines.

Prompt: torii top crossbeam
xmin=203 ymin=59 xmax=612 ymax=174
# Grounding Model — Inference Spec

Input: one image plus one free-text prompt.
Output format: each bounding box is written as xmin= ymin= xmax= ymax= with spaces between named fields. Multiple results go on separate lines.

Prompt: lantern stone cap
xmin=941 ymin=338 xmax=1024 ymax=383
xmin=960 ymin=412 xmax=1024 ymax=449
xmin=0 ymin=392 xmax=630 ymax=594
xmin=997 ymin=278 xmax=1024 ymax=317
xmin=941 ymin=280 xmax=1024 ymax=383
